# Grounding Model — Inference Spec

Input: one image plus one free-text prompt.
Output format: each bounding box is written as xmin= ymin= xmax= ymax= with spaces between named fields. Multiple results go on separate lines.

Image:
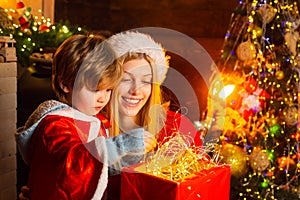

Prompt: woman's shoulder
xmin=165 ymin=110 xmax=197 ymax=132
xmin=165 ymin=110 xmax=191 ymax=122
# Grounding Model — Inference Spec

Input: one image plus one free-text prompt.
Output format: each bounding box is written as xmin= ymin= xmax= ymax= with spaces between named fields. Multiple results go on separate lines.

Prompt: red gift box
xmin=121 ymin=162 xmax=230 ymax=200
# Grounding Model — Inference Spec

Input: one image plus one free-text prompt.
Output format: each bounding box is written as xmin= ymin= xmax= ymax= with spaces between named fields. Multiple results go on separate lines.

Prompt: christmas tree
xmin=212 ymin=0 xmax=300 ymax=199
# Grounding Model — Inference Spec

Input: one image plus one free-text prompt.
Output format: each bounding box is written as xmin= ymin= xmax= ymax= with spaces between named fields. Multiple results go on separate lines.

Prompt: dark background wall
xmin=54 ymin=0 xmax=237 ymax=38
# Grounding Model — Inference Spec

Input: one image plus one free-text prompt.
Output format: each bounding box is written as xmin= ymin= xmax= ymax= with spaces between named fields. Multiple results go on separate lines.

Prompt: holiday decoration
xmin=257 ymin=4 xmax=276 ymax=24
xmin=15 ymin=1 xmax=30 ymax=31
xmin=236 ymin=38 xmax=257 ymax=61
xmin=249 ymin=148 xmax=270 ymax=171
xmin=283 ymin=105 xmax=298 ymax=126
xmin=212 ymin=0 xmax=300 ymax=199
xmin=218 ymin=143 xmax=248 ymax=178
xmin=0 ymin=2 xmax=88 ymax=66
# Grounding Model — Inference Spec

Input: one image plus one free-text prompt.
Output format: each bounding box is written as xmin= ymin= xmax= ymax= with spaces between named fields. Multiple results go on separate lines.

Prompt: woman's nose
xmin=129 ymin=81 xmax=141 ymax=94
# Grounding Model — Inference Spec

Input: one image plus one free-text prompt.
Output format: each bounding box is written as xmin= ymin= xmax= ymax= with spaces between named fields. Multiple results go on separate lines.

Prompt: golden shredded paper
xmin=144 ymin=133 xmax=219 ymax=181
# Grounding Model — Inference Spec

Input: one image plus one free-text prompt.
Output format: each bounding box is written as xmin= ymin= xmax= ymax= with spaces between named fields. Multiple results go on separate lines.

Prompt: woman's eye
xmin=143 ymin=80 xmax=152 ymax=84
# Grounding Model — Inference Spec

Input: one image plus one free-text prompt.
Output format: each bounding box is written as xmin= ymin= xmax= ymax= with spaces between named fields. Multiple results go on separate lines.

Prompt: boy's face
xmin=71 ymin=85 xmax=111 ymax=116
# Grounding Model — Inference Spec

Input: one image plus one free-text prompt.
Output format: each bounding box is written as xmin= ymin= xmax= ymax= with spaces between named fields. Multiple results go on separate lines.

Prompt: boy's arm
xmin=87 ymin=128 xmax=147 ymax=175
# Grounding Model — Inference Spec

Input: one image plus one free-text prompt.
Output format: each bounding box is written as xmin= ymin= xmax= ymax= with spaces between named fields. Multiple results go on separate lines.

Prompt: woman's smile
xmin=122 ymin=96 xmax=143 ymax=106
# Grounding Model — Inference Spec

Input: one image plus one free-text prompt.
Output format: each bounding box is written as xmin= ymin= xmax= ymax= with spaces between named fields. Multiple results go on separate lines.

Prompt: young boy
xmin=16 ymin=34 xmax=155 ymax=200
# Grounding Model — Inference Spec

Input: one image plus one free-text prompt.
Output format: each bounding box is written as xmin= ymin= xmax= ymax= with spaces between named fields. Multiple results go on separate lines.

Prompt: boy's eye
xmin=94 ymin=89 xmax=112 ymax=92
xmin=121 ymin=78 xmax=132 ymax=82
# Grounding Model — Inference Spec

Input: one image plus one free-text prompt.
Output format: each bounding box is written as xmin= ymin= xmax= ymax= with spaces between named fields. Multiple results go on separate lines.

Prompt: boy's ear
xmin=59 ymin=82 xmax=70 ymax=93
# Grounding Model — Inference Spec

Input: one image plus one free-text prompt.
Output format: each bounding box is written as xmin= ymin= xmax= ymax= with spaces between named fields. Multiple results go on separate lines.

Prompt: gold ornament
xmin=257 ymin=4 xmax=276 ymax=24
xmin=275 ymin=70 xmax=284 ymax=80
xmin=283 ymin=106 xmax=298 ymax=126
xmin=249 ymin=149 xmax=269 ymax=171
xmin=236 ymin=39 xmax=257 ymax=61
xmin=219 ymin=143 xmax=248 ymax=178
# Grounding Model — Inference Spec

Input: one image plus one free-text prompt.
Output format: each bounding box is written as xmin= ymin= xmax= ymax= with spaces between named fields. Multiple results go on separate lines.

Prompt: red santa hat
xmin=107 ymin=31 xmax=169 ymax=84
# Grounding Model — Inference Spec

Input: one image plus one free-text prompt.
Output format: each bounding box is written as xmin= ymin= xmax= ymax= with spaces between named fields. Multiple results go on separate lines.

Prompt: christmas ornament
xmin=39 ymin=24 xmax=50 ymax=32
xmin=283 ymin=106 xmax=298 ymax=126
xmin=16 ymin=1 xmax=29 ymax=30
xmin=257 ymin=4 xmax=276 ymax=24
xmin=242 ymin=94 xmax=261 ymax=112
xmin=275 ymin=70 xmax=284 ymax=80
xmin=284 ymin=31 xmax=299 ymax=56
xmin=236 ymin=39 xmax=257 ymax=61
xmin=249 ymin=148 xmax=269 ymax=171
xmin=269 ymin=123 xmax=281 ymax=136
xmin=260 ymin=179 xmax=269 ymax=188
xmin=219 ymin=143 xmax=248 ymax=178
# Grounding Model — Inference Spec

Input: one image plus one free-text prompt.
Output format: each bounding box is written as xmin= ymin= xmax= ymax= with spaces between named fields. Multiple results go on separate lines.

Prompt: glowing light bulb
xmin=218 ymin=84 xmax=235 ymax=99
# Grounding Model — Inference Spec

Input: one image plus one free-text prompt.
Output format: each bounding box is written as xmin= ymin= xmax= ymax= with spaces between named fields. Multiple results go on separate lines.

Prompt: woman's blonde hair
xmin=109 ymin=52 xmax=166 ymax=137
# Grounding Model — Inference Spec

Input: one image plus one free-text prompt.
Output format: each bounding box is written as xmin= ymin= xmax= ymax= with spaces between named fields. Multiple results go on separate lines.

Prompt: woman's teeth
xmin=123 ymin=97 xmax=141 ymax=104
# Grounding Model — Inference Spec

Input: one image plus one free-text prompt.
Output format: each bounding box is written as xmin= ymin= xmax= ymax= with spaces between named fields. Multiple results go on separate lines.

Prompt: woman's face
xmin=117 ymin=58 xmax=152 ymax=118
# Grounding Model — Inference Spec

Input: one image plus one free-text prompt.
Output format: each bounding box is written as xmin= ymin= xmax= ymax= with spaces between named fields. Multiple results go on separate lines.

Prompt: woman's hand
xmin=143 ymin=131 xmax=157 ymax=152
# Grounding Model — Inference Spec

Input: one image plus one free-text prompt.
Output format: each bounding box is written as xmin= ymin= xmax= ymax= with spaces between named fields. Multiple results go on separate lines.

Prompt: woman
xmin=106 ymin=31 xmax=201 ymax=199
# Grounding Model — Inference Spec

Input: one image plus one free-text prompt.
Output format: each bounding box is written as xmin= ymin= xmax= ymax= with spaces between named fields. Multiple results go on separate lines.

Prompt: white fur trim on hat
xmin=107 ymin=31 xmax=169 ymax=83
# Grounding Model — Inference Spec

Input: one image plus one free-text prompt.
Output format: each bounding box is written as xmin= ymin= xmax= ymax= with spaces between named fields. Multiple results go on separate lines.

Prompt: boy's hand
xmin=143 ymin=131 xmax=157 ymax=152
xmin=19 ymin=185 xmax=30 ymax=200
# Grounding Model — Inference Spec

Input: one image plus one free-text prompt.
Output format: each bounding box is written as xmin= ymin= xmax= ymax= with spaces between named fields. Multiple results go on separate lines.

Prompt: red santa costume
xmin=16 ymin=100 xmax=146 ymax=200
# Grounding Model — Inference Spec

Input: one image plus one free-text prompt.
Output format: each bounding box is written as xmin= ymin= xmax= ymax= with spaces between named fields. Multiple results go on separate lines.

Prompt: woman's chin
xmin=119 ymin=106 xmax=140 ymax=117
xmin=124 ymin=109 xmax=139 ymax=117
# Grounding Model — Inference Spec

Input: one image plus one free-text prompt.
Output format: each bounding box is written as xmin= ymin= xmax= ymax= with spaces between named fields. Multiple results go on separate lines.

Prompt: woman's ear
xmin=59 ymin=82 xmax=70 ymax=93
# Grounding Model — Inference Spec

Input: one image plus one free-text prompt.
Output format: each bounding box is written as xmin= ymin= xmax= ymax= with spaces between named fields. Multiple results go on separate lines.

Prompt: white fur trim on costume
xmin=107 ymin=31 xmax=169 ymax=83
xmin=92 ymin=136 xmax=108 ymax=200
xmin=50 ymin=108 xmax=100 ymax=142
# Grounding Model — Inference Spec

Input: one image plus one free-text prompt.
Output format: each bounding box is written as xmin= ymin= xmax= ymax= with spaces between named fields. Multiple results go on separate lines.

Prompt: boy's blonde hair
xmin=52 ymin=34 xmax=122 ymax=104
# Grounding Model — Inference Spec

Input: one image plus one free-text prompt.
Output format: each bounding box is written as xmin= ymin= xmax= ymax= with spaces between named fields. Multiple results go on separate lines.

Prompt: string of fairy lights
xmin=0 ymin=5 xmax=86 ymax=66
